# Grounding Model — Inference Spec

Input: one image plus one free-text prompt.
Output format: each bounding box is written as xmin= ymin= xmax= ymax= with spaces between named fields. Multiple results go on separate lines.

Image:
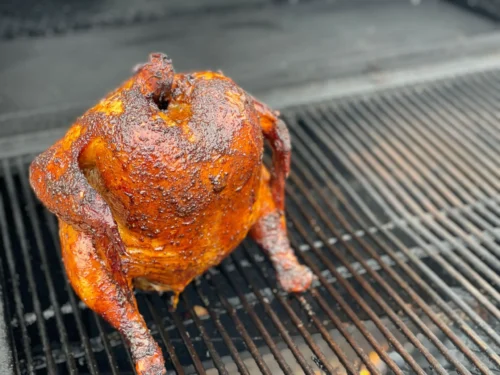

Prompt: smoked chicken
xmin=30 ymin=53 xmax=313 ymax=375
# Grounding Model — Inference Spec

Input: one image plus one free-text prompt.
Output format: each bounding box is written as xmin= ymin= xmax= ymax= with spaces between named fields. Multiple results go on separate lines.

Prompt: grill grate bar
xmin=364 ymin=86 xmax=500 ymax=324
xmin=316 ymin=104 xmax=500 ymax=315
xmin=292 ymin=293 xmax=358 ymax=375
xmin=435 ymin=72 xmax=500 ymax=183
xmin=384 ymin=88 xmax=500 ymax=247
xmin=238 ymin=237 xmax=372 ymax=374
xmin=284 ymin=193 xmax=433 ymax=375
xmin=283 ymin=226 xmax=406 ymax=374
xmin=367 ymin=91 xmax=500 ymax=255
xmin=294 ymin=128 xmax=500 ymax=373
xmin=192 ymin=282 xmax=253 ymax=375
xmin=454 ymin=76 xmax=500 ymax=224
xmin=0 ymin=246 xmax=20 ymax=374
xmin=216 ymin=262 xmax=296 ymax=375
xmin=207 ymin=265 xmax=275 ymax=375
xmin=235 ymin=244 xmax=338 ymax=375
xmin=0 ymin=173 xmax=34 ymax=373
xmin=287 ymin=120 xmax=500 ymax=369
xmin=381 ymin=90 xmax=500 ymax=279
xmin=399 ymin=89 xmax=500 ymax=200
xmin=301 ymin=105 xmax=500 ymax=348
xmin=272 ymin=134 xmax=463 ymax=373
xmin=287 ymin=155 xmax=478 ymax=375
xmin=14 ymin=158 xmax=78 ymax=374
xmin=388 ymin=88 xmax=500 ymax=206
xmin=357 ymin=93 xmax=500 ymax=248
xmin=415 ymin=84 xmax=500 ymax=178
xmin=141 ymin=295 xmax=184 ymax=375
xmin=179 ymin=294 xmax=229 ymax=375
xmin=168 ymin=307 xmax=207 ymax=375
xmin=311 ymin=286 xmax=378 ymax=374
xmin=92 ymin=314 xmax=120 ymax=375
xmin=292 ymin=67 xmax=500 ymax=368
xmin=1 ymin=160 xmax=57 ymax=374
xmin=349 ymin=97 xmax=500 ymax=269
xmin=211 ymin=255 xmax=317 ymax=375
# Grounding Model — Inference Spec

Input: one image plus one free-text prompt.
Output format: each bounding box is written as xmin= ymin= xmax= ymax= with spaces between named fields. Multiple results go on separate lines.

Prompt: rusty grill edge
xmin=1 ymin=69 xmax=500 ymax=374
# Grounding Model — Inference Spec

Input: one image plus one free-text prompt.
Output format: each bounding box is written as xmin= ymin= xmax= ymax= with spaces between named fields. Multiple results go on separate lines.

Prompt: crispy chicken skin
xmin=30 ymin=53 xmax=313 ymax=375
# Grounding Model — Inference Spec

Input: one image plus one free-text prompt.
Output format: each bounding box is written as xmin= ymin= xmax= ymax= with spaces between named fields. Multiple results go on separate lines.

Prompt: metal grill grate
xmin=1 ymin=68 xmax=500 ymax=374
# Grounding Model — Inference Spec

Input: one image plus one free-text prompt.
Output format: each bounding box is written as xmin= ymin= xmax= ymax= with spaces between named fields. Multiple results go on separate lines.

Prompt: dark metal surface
xmin=450 ymin=0 xmax=500 ymax=21
xmin=0 ymin=68 xmax=500 ymax=374
xmin=0 ymin=0 xmax=273 ymax=40
xmin=1 ymin=0 xmax=498 ymax=127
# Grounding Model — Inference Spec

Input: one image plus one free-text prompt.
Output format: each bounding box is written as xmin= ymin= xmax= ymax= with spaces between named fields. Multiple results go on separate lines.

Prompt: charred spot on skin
xmin=157 ymin=99 xmax=169 ymax=111
xmin=209 ymin=172 xmax=229 ymax=193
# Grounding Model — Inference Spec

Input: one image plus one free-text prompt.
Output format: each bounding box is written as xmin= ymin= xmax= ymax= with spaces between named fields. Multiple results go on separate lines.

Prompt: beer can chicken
xmin=30 ymin=53 xmax=313 ymax=375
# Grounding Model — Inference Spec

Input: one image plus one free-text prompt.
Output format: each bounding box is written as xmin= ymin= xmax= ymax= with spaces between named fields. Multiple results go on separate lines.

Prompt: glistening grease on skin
xmin=30 ymin=53 xmax=313 ymax=375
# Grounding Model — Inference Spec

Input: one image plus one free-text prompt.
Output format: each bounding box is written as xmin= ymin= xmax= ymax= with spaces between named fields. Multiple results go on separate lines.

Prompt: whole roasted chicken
xmin=30 ymin=53 xmax=313 ymax=375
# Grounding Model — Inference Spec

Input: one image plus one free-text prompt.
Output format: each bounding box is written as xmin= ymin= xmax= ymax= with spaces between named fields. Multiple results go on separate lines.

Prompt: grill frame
xmin=1 ymin=68 xmax=500 ymax=374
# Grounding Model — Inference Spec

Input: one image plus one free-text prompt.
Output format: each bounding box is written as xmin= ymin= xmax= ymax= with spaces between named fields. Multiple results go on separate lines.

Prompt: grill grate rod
xmin=385 ymin=86 xmax=500 ymax=218
xmin=141 ymin=295 xmax=185 ymax=374
xmin=214 ymin=265 xmax=294 ymax=375
xmin=438 ymin=71 xmax=500 ymax=199
xmin=284 ymin=190 xmax=441 ymax=374
xmin=292 ymin=108 xmax=500 ymax=370
xmin=403 ymin=89 xmax=500 ymax=205
xmin=367 ymin=91 xmax=500 ymax=267
xmin=205 ymin=258 xmax=316 ymax=375
xmin=1 ymin=160 xmax=57 ymax=374
xmin=194 ymin=261 xmax=279 ymax=375
xmin=197 ymin=274 xmax=273 ymax=375
xmin=288 ymin=127 xmax=500 ymax=371
xmin=286 ymin=67 xmax=500 ymax=368
xmin=347 ymin=97 xmax=500 ymax=271
xmin=273 ymin=146 xmax=458 ymax=374
xmin=383 ymin=87 xmax=500 ymax=259
xmin=168 ymin=305 xmax=207 ymax=375
xmin=282 ymin=226 xmax=412 ymax=374
xmin=417 ymin=80 xmax=500 ymax=185
xmin=214 ymin=261 xmax=314 ymax=375
xmin=359 ymin=92 xmax=500 ymax=247
xmin=300 ymin=105 xmax=500 ymax=349
xmin=0 ymin=242 xmax=20 ymax=373
xmin=236 ymin=243 xmax=384 ymax=375
xmin=230 ymin=244 xmax=338 ymax=375
xmin=357 ymin=86 xmax=500 ymax=328
xmin=13 ymin=158 xmax=79 ymax=374
xmin=382 ymin=89 xmax=498 ymax=288
xmin=179 ymin=294 xmax=229 ymax=375
xmin=286 ymin=154 xmax=479 ymax=375
xmin=316 ymin=104 xmax=500 ymax=314
xmin=0 ymin=173 xmax=34 ymax=372
xmin=212 ymin=246 xmax=338 ymax=375
xmin=193 ymin=279 xmax=260 ymax=375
